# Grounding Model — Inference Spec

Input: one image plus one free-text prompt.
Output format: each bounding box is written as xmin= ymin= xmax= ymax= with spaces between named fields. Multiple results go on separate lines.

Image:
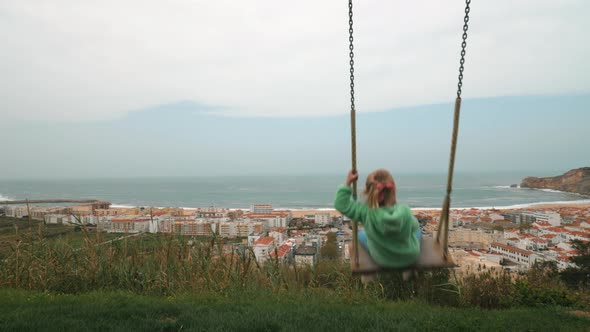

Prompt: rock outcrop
xmin=521 ymin=167 xmax=590 ymax=196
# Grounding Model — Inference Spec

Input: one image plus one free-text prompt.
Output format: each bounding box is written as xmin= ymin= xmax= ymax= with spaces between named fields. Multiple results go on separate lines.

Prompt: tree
xmin=326 ymin=232 xmax=337 ymax=243
xmin=320 ymin=232 xmax=338 ymax=260
xmin=320 ymin=242 xmax=338 ymax=260
xmin=560 ymin=240 xmax=590 ymax=287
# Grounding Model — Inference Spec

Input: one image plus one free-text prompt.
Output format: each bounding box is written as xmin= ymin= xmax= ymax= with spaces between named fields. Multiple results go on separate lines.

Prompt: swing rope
xmin=347 ymin=0 xmax=360 ymax=268
xmin=436 ymin=0 xmax=471 ymax=255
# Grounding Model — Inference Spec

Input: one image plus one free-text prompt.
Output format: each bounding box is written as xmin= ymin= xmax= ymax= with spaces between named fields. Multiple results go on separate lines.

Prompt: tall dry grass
xmin=0 ymin=221 xmax=586 ymax=309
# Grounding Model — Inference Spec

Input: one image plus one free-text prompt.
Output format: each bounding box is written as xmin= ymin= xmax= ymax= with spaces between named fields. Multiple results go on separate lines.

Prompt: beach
xmin=285 ymin=201 xmax=590 ymax=218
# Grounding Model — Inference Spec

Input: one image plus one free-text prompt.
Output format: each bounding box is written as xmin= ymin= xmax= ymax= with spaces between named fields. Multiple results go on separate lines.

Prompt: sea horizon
xmin=1 ymin=171 xmax=588 ymax=210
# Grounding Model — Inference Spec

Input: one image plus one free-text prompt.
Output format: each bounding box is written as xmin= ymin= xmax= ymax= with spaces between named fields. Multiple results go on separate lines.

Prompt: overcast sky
xmin=1 ymin=0 xmax=589 ymax=121
xmin=0 ymin=1 xmax=589 ymax=178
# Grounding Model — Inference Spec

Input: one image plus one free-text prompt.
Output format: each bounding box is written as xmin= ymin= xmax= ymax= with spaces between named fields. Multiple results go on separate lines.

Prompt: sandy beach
xmin=288 ymin=202 xmax=590 ymax=218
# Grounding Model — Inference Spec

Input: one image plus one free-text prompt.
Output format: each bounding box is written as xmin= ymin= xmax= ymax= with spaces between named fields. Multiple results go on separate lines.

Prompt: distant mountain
xmin=521 ymin=167 xmax=590 ymax=196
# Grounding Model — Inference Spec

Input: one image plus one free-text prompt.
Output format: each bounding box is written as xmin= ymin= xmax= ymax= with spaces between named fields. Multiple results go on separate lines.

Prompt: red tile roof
xmin=253 ymin=237 xmax=275 ymax=246
xmin=490 ymin=242 xmax=534 ymax=257
xmin=531 ymin=238 xmax=547 ymax=243
xmin=270 ymin=244 xmax=292 ymax=258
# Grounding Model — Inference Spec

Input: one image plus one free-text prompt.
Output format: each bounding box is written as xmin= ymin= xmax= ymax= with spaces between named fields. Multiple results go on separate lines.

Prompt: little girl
xmin=334 ymin=169 xmax=421 ymax=268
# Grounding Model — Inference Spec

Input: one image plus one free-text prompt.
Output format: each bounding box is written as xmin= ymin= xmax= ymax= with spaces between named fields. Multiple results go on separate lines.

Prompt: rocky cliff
xmin=521 ymin=167 xmax=590 ymax=196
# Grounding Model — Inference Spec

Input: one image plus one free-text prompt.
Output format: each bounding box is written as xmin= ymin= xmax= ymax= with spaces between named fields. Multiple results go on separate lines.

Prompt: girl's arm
xmin=334 ymin=171 xmax=368 ymax=222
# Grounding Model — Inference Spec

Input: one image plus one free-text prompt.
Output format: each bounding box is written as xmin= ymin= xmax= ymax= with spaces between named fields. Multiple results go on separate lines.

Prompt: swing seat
xmin=349 ymin=236 xmax=457 ymax=274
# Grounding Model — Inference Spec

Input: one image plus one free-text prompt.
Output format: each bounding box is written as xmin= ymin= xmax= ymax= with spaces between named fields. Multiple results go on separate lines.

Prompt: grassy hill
xmin=1 ymin=289 xmax=589 ymax=332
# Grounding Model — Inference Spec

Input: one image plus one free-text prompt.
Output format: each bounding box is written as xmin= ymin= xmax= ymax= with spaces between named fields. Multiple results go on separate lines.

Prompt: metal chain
xmin=457 ymin=0 xmax=471 ymax=98
xmin=348 ymin=0 xmax=359 ymax=269
xmin=349 ymin=0 xmax=355 ymax=111
xmin=348 ymin=0 xmax=357 ymax=200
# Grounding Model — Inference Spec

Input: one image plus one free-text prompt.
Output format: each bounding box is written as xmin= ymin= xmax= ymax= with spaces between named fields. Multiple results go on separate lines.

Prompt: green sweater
xmin=334 ymin=184 xmax=420 ymax=268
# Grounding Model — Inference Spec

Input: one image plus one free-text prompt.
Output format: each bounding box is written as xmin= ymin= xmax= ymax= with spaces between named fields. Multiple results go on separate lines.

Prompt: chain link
xmin=457 ymin=0 xmax=471 ymax=98
xmin=348 ymin=0 xmax=358 ymax=201
xmin=349 ymin=0 xmax=355 ymax=110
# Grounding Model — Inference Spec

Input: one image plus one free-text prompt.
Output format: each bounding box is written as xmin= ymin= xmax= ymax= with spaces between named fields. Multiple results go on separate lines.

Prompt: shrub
xmin=457 ymin=269 xmax=515 ymax=309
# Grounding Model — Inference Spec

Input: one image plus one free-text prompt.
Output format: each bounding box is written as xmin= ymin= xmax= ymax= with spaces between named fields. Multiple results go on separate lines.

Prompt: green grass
xmin=2 ymin=216 xmax=590 ymax=330
xmin=0 ymin=216 xmax=132 ymax=257
xmin=0 ymin=216 xmax=72 ymax=236
xmin=1 ymin=289 xmax=588 ymax=332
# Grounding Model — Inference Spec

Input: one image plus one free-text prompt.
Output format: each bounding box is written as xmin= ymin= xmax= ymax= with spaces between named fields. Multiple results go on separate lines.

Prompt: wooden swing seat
xmin=349 ymin=236 xmax=457 ymax=274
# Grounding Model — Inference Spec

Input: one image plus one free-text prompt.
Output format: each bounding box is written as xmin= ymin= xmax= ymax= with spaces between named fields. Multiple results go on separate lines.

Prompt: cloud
xmin=0 ymin=0 xmax=589 ymax=121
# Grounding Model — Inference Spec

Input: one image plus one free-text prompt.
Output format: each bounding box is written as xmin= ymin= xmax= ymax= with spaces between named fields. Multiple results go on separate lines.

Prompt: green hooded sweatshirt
xmin=334 ymin=184 xmax=420 ymax=268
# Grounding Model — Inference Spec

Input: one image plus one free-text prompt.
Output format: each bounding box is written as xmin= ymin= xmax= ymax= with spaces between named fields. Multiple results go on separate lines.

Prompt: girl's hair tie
xmin=376 ymin=182 xmax=394 ymax=191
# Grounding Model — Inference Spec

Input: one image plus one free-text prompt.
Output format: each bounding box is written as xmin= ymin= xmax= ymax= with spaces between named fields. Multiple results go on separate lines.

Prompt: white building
xmin=314 ymin=213 xmax=332 ymax=226
xmin=521 ymin=211 xmax=561 ymax=226
xmin=105 ymin=218 xmax=150 ymax=233
xmin=4 ymin=206 xmax=29 ymax=218
xmin=217 ymin=221 xmax=264 ymax=238
xmin=197 ymin=209 xmax=228 ymax=218
xmin=244 ymin=214 xmax=289 ymax=229
xmin=251 ymin=204 xmax=273 ymax=214
xmin=252 ymin=236 xmax=276 ymax=263
xmin=303 ymin=234 xmax=323 ymax=254
xmin=97 ymin=216 xmax=113 ymax=231
xmin=563 ymin=230 xmax=590 ymax=242
xmin=526 ymin=238 xmax=549 ymax=251
xmin=269 ymin=229 xmax=287 ymax=245
xmin=78 ymin=215 xmax=99 ymax=225
xmin=44 ymin=214 xmax=68 ymax=225
xmin=166 ymin=219 xmax=216 ymax=236
xmin=294 ymin=245 xmax=317 ymax=266
xmin=149 ymin=217 xmax=159 ymax=233
xmin=45 ymin=214 xmax=99 ymax=226
xmin=489 ymin=242 xmax=538 ymax=268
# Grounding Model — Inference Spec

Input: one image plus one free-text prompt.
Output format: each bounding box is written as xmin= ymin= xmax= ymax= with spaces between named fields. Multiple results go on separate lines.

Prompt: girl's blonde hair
xmin=363 ymin=169 xmax=397 ymax=208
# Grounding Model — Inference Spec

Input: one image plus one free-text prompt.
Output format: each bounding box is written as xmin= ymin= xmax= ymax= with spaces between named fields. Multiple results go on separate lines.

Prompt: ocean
xmin=0 ymin=173 xmax=588 ymax=210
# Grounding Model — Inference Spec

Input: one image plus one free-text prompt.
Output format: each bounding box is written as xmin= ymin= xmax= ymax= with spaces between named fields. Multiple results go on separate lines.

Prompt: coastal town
xmin=2 ymin=201 xmax=589 ymax=273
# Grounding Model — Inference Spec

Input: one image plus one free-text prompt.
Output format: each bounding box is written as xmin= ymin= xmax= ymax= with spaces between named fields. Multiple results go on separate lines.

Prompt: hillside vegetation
xmin=1 ymin=217 xmax=589 ymax=330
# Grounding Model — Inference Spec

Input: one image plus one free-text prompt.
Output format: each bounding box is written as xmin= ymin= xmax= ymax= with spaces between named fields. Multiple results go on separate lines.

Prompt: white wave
xmin=411 ymin=199 xmax=590 ymax=211
xmin=491 ymin=185 xmax=521 ymax=189
xmin=525 ymin=188 xmax=590 ymax=197
xmin=410 ymin=197 xmax=590 ymax=211
xmin=539 ymin=188 xmax=567 ymax=194
xmin=110 ymin=204 xmax=138 ymax=208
